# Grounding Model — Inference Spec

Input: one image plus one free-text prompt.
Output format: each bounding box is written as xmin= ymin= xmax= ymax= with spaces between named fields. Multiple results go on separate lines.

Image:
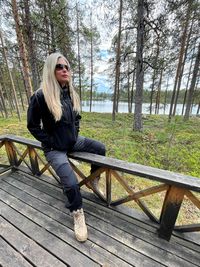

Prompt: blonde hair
xmin=41 ymin=52 xmax=80 ymax=121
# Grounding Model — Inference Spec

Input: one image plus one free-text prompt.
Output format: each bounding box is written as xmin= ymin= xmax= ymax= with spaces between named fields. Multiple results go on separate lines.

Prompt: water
xmin=81 ymin=100 xmax=198 ymax=115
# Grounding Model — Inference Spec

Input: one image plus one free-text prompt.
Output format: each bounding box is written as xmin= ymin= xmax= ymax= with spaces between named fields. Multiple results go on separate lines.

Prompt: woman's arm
xmin=75 ymin=113 xmax=82 ymax=134
xmin=27 ymin=94 xmax=52 ymax=147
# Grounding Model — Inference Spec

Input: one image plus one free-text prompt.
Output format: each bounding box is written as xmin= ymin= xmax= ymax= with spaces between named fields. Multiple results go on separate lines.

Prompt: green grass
xmin=0 ymin=112 xmax=200 ymax=224
xmin=80 ymin=113 xmax=200 ymax=177
xmin=1 ymin=112 xmax=200 ymax=176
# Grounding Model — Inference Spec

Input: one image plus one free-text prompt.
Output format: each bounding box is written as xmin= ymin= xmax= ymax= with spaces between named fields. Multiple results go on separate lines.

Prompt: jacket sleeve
xmin=27 ymin=94 xmax=52 ymax=147
xmin=75 ymin=113 xmax=82 ymax=133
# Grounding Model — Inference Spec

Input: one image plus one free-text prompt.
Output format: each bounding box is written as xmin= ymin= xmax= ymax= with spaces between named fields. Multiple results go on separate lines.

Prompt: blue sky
xmin=93 ymin=49 xmax=112 ymax=93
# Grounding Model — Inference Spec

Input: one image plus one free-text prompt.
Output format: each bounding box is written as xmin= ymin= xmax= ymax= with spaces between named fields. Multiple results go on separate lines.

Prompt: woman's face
xmin=55 ymin=57 xmax=70 ymax=87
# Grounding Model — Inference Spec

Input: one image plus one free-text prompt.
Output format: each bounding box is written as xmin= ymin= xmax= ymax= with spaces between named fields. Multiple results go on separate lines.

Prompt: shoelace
xmin=74 ymin=211 xmax=85 ymax=227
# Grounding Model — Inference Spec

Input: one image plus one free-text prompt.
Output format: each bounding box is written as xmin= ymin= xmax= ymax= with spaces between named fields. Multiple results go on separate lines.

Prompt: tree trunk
xmin=172 ymin=16 xmax=194 ymax=116
xmin=150 ymin=69 xmax=156 ymax=115
xmin=13 ymin=65 xmax=25 ymax=111
xmin=112 ymin=0 xmax=123 ymax=121
xmin=155 ymin=68 xmax=163 ymax=114
xmin=47 ymin=0 xmax=56 ymax=52
xmin=181 ymin=41 xmax=196 ymax=115
xmin=130 ymin=69 xmax=135 ymax=113
xmin=76 ymin=3 xmax=82 ymax=104
xmin=184 ymin=43 xmax=200 ymax=120
xmin=127 ymin=57 xmax=131 ymax=113
xmin=43 ymin=1 xmax=51 ymax=53
xmin=0 ymin=67 xmax=13 ymax=116
xmin=23 ymin=0 xmax=39 ymax=90
xmin=150 ymin=39 xmax=159 ymax=115
xmin=11 ymin=0 xmax=33 ymax=100
xmin=0 ymin=30 xmax=21 ymax=120
xmin=0 ymin=83 xmax=8 ymax=118
xmin=169 ymin=0 xmax=191 ymax=121
xmin=134 ymin=0 xmax=144 ymax=131
xmin=89 ymin=11 xmax=93 ymax=112
xmin=197 ymin=101 xmax=200 ymax=115
xmin=163 ymin=75 xmax=170 ymax=115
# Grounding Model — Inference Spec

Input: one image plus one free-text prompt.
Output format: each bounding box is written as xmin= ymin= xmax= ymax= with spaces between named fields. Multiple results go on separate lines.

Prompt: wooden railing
xmin=0 ymin=134 xmax=200 ymax=241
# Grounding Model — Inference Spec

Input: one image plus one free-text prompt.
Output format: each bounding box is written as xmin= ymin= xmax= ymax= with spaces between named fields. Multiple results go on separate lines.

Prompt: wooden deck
xmin=1 ymin=168 xmax=200 ymax=267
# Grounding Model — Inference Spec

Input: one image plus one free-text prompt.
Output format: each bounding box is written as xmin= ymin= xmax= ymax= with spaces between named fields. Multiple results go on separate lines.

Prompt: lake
xmin=81 ymin=100 xmax=198 ymax=115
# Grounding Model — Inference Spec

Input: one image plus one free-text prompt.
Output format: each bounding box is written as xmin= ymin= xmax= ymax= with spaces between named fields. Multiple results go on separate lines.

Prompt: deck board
xmin=0 ymin=237 xmax=32 ymax=267
xmin=1 ymin=217 xmax=67 ymax=267
xmin=0 ymin=169 xmax=200 ymax=267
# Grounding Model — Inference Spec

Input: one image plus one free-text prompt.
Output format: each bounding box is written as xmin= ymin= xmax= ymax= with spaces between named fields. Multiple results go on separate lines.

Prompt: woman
xmin=27 ymin=52 xmax=106 ymax=242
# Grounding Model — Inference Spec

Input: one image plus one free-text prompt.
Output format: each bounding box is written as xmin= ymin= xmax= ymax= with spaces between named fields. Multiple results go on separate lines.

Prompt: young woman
xmin=27 ymin=52 xmax=106 ymax=242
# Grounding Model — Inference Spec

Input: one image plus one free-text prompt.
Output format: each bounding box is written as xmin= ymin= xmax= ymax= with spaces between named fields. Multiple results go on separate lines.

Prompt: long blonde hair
xmin=41 ymin=52 xmax=80 ymax=121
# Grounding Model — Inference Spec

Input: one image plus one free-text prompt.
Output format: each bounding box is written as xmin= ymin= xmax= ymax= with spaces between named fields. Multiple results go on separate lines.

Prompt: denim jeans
xmin=44 ymin=136 xmax=106 ymax=212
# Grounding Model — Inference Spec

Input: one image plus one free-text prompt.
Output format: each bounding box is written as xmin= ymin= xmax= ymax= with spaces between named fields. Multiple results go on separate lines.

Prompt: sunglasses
xmin=55 ymin=64 xmax=70 ymax=71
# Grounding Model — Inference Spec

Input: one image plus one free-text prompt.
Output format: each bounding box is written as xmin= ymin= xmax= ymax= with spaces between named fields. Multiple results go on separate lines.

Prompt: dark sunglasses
xmin=55 ymin=64 xmax=70 ymax=71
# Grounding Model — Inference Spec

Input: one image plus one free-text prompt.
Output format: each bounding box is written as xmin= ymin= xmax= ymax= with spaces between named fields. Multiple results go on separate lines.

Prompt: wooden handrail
xmin=0 ymin=134 xmax=200 ymax=241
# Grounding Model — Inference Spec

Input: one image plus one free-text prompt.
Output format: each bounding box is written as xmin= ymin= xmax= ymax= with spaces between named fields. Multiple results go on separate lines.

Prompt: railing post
xmin=106 ymin=169 xmax=112 ymax=206
xmin=4 ymin=141 xmax=18 ymax=167
xmin=158 ymin=185 xmax=186 ymax=241
xmin=28 ymin=146 xmax=40 ymax=175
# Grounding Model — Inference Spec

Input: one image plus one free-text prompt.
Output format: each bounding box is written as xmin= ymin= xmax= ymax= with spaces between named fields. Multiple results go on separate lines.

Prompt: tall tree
xmin=0 ymin=82 xmax=8 ymax=118
xmin=0 ymin=30 xmax=21 ymax=120
xmin=21 ymin=0 xmax=40 ymax=90
xmin=134 ymin=0 xmax=144 ymax=131
xmin=172 ymin=14 xmax=194 ymax=116
xmin=11 ymin=0 xmax=33 ymax=100
xmin=184 ymin=43 xmax=200 ymax=120
xmin=181 ymin=41 xmax=196 ymax=115
xmin=89 ymin=10 xmax=94 ymax=112
xmin=76 ymin=2 xmax=82 ymax=103
xmin=168 ymin=0 xmax=192 ymax=120
xmin=112 ymin=0 xmax=123 ymax=121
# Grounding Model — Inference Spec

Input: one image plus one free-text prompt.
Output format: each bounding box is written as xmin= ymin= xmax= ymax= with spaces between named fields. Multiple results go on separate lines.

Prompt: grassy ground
xmin=0 ymin=112 xmax=200 ymax=224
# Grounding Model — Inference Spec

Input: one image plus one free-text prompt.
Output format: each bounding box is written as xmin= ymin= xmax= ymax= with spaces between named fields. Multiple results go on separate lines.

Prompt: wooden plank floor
xmin=0 ymin=169 xmax=200 ymax=267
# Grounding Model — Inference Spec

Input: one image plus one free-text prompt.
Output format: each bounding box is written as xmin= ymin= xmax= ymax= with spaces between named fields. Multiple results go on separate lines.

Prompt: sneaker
xmin=72 ymin=208 xmax=88 ymax=242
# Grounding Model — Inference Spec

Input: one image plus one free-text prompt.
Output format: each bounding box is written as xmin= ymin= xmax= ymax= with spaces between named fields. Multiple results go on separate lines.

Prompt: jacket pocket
xmin=52 ymin=123 xmax=77 ymax=151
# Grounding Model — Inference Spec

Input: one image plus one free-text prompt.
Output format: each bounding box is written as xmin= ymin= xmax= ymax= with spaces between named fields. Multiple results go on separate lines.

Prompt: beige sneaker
xmin=72 ymin=208 xmax=88 ymax=242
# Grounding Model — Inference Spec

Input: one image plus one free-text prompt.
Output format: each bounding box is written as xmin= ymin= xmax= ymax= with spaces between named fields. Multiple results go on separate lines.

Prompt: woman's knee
xmin=96 ymin=142 xmax=106 ymax=156
xmin=44 ymin=150 xmax=68 ymax=171
xmin=89 ymin=139 xmax=106 ymax=156
xmin=100 ymin=143 xmax=106 ymax=156
xmin=57 ymin=163 xmax=78 ymax=187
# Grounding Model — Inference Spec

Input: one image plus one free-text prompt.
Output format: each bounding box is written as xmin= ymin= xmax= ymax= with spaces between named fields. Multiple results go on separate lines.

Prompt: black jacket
xmin=27 ymin=88 xmax=81 ymax=152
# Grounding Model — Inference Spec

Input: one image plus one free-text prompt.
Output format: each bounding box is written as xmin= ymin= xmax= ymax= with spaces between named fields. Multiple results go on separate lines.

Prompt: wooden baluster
xmin=28 ymin=146 xmax=40 ymax=175
xmin=4 ymin=141 xmax=18 ymax=167
xmin=106 ymin=169 xmax=112 ymax=206
xmin=158 ymin=186 xmax=186 ymax=241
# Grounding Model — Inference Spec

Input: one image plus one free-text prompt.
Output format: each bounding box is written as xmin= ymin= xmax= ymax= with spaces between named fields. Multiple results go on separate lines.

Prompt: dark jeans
xmin=44 ymin=136 xmax=106 ymax=212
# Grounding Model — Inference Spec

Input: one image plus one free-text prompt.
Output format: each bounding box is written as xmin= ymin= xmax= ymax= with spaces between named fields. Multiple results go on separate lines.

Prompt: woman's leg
xmin=44 ymin=149 xmax=88 ymax=242
xmin=71 ymin=136 xmax=106 ymax=172
xmin=44 ymin=150 xmax=82 ymax=212
xmin=71 ymin=136 xmax=106 ymax=189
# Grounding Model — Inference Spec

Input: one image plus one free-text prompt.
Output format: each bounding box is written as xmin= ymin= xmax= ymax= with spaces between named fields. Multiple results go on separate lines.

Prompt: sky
xmin=93 ymin=50 xmax=112 ymax=93
xmin=77 ymin=0 xmax=117 ymax=93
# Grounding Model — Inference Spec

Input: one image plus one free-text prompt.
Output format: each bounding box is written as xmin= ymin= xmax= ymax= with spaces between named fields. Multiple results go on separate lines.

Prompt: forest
xmin=0 ymin=0 xmax=200 ymax=232
xmin=0 ymin=0 xmax=199 ymax=131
